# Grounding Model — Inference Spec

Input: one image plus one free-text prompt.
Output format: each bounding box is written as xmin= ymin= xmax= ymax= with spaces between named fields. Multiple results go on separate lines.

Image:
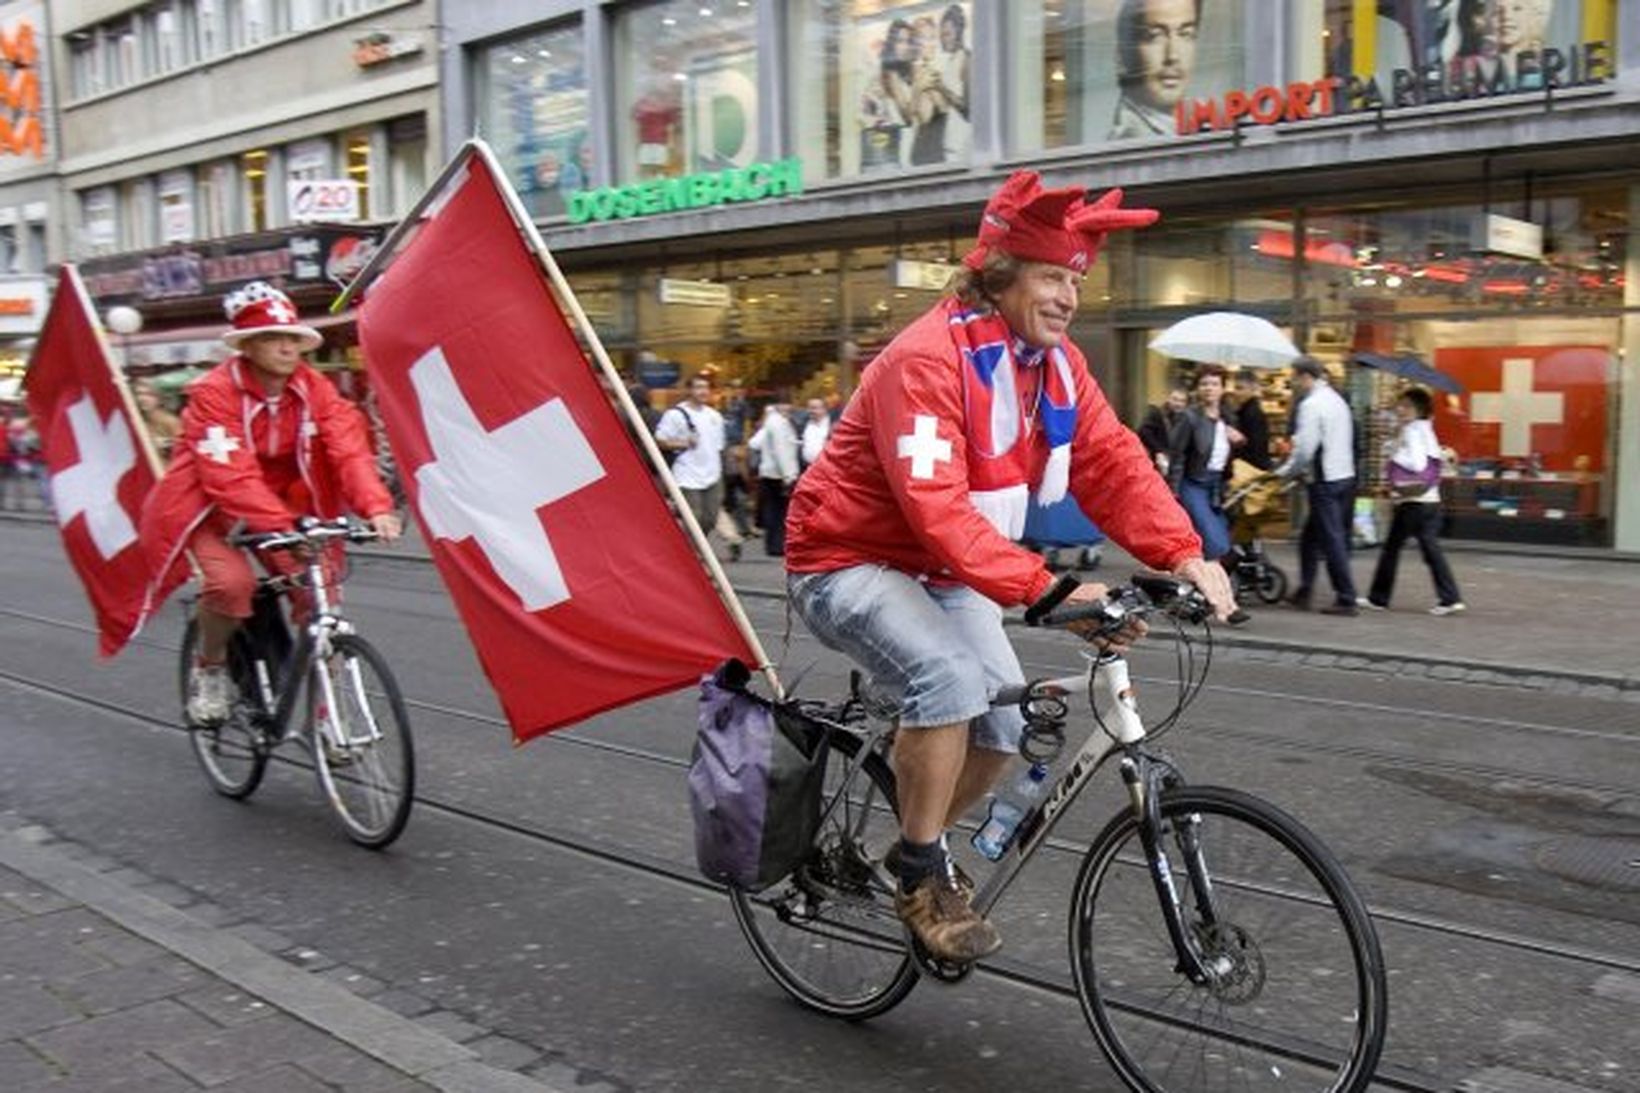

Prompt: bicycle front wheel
xmin=729 ymin=729 xmax=918 ymax=1020
xmin=180 ymin=619 xmax=268 ymax=800
xmin=309 ymin=634 xmax=415 ymax=849
xmin=1072 ymin=786 xmax=1386 ymax=1093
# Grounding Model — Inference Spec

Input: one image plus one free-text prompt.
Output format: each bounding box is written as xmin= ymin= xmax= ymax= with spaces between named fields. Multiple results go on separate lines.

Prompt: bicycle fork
xmin=1121 ymin=755 xmax=1227 ymax=986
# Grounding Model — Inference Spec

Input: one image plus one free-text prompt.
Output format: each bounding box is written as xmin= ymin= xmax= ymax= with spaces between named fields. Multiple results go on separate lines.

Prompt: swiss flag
xmin=1434 ymin=346 xmax=1610 ymax=473
xmin=24 ymin=266 xmax=162 ymax=656
xmin=356 ymin=150 xmax=758 ymax=743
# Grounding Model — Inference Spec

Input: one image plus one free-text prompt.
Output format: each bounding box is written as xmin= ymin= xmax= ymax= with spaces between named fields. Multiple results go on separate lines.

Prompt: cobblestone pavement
xmin=0 ymin=815 xmax=568 ymax=1093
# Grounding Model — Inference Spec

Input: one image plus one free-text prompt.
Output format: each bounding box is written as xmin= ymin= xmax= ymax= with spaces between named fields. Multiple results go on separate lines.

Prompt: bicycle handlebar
xmin=1025 ymin=573 xmax=1214 ymax=637
xmin=227 ymin=516 xmax=380 ymax=554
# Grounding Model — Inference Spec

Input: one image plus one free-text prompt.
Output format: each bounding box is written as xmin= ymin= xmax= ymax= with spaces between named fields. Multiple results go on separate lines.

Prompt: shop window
xmin=386 ymin=116 xmax=427 ymax=219
xmin=1294 ymin=0 xmax=1618 ymax=93
xmin=1008 ymin=0 xmax=1246 ymax=153
xmin=790 ymin=0 xmax=974 ymax=182
xmin=613 ymin=0 xmax=759 ymax=181
xmin=473 ymin=21 xmax=588 ymax=219
xmin=242 ymin=148 xmax=269 ymax=231
xmin=344 ymin=131 xmax=371 ymax=219
xmin=1122 ymin=215 xmax=1293 ymax=311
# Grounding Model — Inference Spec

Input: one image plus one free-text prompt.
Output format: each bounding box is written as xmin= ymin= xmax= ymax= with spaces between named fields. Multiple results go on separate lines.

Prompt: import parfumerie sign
xmin=566 ymin=158 xmax=803 ymax=225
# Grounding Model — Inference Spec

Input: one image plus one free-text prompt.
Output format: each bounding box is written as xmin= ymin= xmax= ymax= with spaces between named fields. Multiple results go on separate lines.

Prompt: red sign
xmin=1434 ymin=346 xmax=1610 ymax=472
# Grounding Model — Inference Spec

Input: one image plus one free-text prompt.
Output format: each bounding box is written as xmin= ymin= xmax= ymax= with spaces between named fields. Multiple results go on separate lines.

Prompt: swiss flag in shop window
xmin=1433 ymin=347 xmax=1611 ymax=473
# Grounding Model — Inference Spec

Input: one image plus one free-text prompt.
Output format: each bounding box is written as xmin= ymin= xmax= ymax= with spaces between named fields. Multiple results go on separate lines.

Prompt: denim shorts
xmin=787 ymin=565 xmax=1026 ymax=753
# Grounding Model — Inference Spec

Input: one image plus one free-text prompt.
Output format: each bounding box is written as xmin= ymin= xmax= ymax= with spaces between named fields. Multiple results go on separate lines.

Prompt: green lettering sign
xmin=564 ymin=158 xmax=805 ymax=225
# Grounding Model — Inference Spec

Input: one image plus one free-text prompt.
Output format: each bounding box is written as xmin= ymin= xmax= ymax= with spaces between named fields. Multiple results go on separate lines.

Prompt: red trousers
xmin=188 ymin=513 xmax=332 ymax=622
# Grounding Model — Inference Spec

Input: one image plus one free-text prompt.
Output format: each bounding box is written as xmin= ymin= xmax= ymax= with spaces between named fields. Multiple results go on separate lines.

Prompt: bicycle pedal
xmin=906 ymin=933 xmax=975 ymax=984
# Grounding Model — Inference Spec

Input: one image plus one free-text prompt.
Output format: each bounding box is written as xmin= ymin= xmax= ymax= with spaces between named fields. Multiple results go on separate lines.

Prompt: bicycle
xmin=729 ymin=573 xmax=1387 ymax=1093
xmin=178 ymin=517 xmax=415 ymax=849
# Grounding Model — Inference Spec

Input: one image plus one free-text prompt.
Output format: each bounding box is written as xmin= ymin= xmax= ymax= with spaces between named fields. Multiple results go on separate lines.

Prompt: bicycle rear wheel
xmin=729 ymin=729 xmax=918 ymax=1020
xmin=309 ymin=634 xmax=414 ymax=849
xmin=1072 ymin=786 xmax=1386 ymax=1093
xmin=180 ymin=620 xmax=268 ymax=800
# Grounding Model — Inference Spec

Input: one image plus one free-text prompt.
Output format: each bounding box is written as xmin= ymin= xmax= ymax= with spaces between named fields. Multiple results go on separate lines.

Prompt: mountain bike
xmin=729 ymin=574 xmax=1387 ymax=1093
xmin=179 ymin=517 xmax=415 ymax=849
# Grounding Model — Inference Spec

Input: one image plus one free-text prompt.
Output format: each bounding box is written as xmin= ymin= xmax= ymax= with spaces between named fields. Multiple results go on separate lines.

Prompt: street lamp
xmin=104 ymin=305 xmax=143 ymax=370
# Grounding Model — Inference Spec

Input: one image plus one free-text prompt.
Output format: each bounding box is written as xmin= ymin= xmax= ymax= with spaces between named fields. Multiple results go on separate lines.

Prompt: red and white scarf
xmin=948 ymin=307 xmax=1079 ymax=538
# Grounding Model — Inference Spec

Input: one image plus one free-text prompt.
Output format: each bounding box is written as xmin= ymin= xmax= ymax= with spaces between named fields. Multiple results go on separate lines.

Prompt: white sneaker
xmin=1356 ymin=597 xmax=1386 ymax=611
xmin=186 ymin=664 xmax=235 ymax=723
xmin=1429 ymin=602 xmax=1467 ymax=617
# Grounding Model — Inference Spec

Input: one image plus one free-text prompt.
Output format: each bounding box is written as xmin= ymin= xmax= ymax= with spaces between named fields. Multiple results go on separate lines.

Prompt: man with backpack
xmin=656 ymin=372 xmax=742 ymax=561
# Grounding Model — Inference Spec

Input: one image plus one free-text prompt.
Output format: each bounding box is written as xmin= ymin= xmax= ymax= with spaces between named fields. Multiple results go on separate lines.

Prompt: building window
xmin=197 ymin=160 xmax=234 ymax=236
xmin=197 ymin=0 xmax=224 ymax=59
xmin=80 ymin=188 xmax=118 ymax=256
xmin=343 ymin=131 xmax=371 ymax=219
xmin=613 ymin=0 xmax=759 ymax=181
xmin=242 ymin=148 xmax=270 ymax=230
xmin=1295 ymin=0 xmax=1616 ymax=89
xmin=69 ymin=33 xmax=100 ymax=97
xmin=791 ymin=1 xmax=973 ymax=182
xmin=286 ymin=136 xmax=332 ymax=180
xmin=155 ymin=4 xmax=184 ymax=72
xmin=159 ymin=169 xmax=195 ymax=242
xmin=25 ymin=220 xmax=46 ymax=273
xmin=386 ymin=115 xmax=427 ymax=219
xmin=473 ymin=21 xmax=588 ymax=219
xmin=1009 ymin=0 xmax=1246 ymax=153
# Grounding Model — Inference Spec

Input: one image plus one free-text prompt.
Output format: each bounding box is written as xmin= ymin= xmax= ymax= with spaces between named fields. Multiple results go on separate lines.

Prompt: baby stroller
xmin=1222 ymin=460 xmax=1292 ymax=605
xmin=1022 ymin=494 xmax=1104 ymax=573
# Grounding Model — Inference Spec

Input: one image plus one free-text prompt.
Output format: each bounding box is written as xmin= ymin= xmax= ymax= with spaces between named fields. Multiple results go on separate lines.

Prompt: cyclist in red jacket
xmin=140 ymin=282 xmax=401 ymax=724
xmin=785 ymin=171 xmax=1236 ymax=963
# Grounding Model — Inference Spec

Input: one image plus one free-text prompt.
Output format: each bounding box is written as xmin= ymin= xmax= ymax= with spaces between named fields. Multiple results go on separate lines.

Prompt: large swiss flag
xmin=355 ymin=150 xmax=758 ymax=742
xmin=1433 ymin=346 xmax=1610 ymax=472
xmin=24 ymin=266 xmax=162 ymax=656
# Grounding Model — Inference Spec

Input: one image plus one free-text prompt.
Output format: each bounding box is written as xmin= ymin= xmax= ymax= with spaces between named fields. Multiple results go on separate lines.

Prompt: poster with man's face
xmin=1070 ymin=0 xmax=1244 ymax=145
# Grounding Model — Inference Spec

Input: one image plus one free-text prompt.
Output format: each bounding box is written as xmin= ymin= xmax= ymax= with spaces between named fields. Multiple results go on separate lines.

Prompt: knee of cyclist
xmin=901 ymin=651 xmax=988 ymax=724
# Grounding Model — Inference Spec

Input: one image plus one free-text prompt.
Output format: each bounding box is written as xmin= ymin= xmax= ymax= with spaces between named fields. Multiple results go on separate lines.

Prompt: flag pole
xmin=466 ymin=139 xmax=785 ymax=700
xmin=60 ymin=264 xmax=166 ymax=481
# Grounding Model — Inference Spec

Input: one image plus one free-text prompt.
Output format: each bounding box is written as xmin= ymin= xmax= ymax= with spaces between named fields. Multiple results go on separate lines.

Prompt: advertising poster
xmin=687 ymin=49 xmax=758 ymax=171
xmin=842 ymin=0 xmax=973 ymax=175
xmin=484 ymin=31 xmax=588 ymax=219
xmin=1332 ymin=1 xmax=1591 ymax=89
xmin=1069 ymin=0 xmax=1245 ymax=145
xmin=0 ymin=1 xmax=47 ymax=173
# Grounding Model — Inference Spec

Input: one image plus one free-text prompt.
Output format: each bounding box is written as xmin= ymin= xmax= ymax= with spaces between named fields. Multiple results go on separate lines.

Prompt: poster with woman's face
xmin=841 ymin=1 xmax=973 ymax=176
xmin=1336 ymin=0 xmax=1582 ymax=84
xmin=1071 ymin=0 xmax=1245 ymax=145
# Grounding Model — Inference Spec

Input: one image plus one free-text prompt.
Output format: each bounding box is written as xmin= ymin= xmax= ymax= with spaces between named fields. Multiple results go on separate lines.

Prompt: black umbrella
xmin=1351 ymin=352 xmax=1465 ymax=394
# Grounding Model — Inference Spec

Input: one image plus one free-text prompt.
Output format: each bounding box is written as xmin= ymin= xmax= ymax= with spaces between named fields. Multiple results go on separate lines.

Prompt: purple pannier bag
xmin=689 ymin=660 xmax=829 ymax=891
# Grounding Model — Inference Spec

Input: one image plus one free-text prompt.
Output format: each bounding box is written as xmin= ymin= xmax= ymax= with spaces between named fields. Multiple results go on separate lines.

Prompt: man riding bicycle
xmin=784 ymin=171 xmax=1236 ymax=964
xmin=140 ymin=282 xmax=402 ymax=725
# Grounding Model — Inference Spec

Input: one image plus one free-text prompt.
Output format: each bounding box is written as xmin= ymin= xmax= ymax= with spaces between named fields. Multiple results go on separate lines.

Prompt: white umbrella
xmin=1149 ymin=312 xmax=1301 ymax=369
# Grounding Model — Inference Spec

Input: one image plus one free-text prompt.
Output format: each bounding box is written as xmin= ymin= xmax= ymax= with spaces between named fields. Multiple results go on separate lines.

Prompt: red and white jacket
xmin=786 ymin=300 xmax=1201 ymax=608
xmin=139 ymin=356 xmax=393 ymax=603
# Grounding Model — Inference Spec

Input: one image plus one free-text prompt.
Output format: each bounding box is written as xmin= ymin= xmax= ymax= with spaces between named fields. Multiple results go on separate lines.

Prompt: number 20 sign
xmin=288 ymin=180 xmax=361 ymax=224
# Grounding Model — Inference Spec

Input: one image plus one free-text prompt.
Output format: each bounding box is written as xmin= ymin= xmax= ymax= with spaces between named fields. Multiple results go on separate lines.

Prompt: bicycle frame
xmin=244 ymin=549 xmax=363 ymax=751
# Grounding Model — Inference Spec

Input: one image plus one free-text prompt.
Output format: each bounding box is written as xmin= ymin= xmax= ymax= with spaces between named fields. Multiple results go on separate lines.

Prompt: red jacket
xmin=139 ymin=356 xmax=393 ymax=599
xmin=786 ymin=302 xmax=1201 ymax=608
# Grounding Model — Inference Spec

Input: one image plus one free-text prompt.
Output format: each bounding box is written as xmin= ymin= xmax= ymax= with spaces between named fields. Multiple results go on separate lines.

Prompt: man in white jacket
xmin=749 ymin=396 xmax=801 ymax=556
xmin=1274 ymin=357 xmax=1359 ymax=615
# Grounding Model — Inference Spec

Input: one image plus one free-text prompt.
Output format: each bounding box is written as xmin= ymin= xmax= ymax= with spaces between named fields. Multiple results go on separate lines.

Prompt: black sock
xmin=897 ymin=837 xmax=946 ymax=892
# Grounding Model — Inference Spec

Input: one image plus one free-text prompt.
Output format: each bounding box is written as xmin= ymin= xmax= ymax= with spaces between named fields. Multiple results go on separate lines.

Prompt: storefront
xmin=77 ymin=224 xmax=388 ymax=404
xmin=446 ymin=0 xmax=1638 ymax=551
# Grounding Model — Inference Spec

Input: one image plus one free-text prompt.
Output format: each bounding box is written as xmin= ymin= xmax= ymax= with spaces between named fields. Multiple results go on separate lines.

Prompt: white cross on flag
xmin=23 ymin=266 xmax=163 ymax=656
xmin=354 ymin=147 xmax=758 ymax=743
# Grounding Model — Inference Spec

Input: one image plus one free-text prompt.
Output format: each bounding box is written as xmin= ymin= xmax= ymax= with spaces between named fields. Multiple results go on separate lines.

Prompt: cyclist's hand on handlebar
xmin=369 ymin=512 xmax=403 ymax=543
xmin=1063 ymin=583 xmax=1147 ymax=652
xmin=1172 ymin=556 xmax=1237 ymax=622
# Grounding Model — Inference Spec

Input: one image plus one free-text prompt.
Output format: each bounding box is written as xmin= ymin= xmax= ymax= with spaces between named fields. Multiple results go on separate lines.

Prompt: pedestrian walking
xmin=1167 ymin=365 xmax=1250 ymax=625
xmin=1274 ymin=356 xmax=1359 ymax=615
xmin=798 ymin=397 xmax=832 ymax=471
xmin=748 ymin=396 xmax=800 ymax=556
xmin=1136 ymin=385 xmax=1188 ymax=479
xmin=132 ymin=378 xmax=182 ymax=461
xmin=1360 ymin=387 xmax=1465 ymax=615
xmin=1230 ymin=368 xmax=1271 ymax=470
xmin=655 ymin=372 xmax=742 ymax=561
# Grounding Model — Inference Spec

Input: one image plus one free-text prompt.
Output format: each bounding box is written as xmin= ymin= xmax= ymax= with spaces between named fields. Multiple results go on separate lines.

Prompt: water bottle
xmin=971 ymin=763 xmax=1048 ymax=861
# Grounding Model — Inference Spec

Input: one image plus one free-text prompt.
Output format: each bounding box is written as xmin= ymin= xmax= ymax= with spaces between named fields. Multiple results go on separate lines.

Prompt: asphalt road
xmin=3 ymin=521 xmax=1638 ymax=1093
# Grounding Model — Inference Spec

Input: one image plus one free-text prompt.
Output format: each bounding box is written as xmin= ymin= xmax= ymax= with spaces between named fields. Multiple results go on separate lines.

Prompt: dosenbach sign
xmin=1177 ymin=41 xmax=1612 ymax=135
xmin=566 ymin=158 xmax=803 ymax=225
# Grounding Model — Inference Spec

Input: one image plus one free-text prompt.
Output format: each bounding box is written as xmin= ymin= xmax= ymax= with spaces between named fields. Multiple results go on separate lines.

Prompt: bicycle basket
xmin=688 ymin=660 xmax=830 ymax=892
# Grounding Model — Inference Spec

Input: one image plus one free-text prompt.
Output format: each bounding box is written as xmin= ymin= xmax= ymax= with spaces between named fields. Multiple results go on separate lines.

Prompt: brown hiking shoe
xmin=895 ymin=876 xmax=1001 ymax=963
xmin=881 ymin=843 xmax=976 ymax=899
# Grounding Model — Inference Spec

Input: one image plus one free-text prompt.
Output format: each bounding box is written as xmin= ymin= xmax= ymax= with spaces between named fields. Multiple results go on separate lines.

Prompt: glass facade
xmin=1009 ymin=0 xmax=1247 ymax=152
xmin=474 ymin=21 xmax=588 ymax=220
xmin=613 ymin=0 xmax=759 ymax=180
xmin=790 ymin=0 xmax=974 ymax=183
